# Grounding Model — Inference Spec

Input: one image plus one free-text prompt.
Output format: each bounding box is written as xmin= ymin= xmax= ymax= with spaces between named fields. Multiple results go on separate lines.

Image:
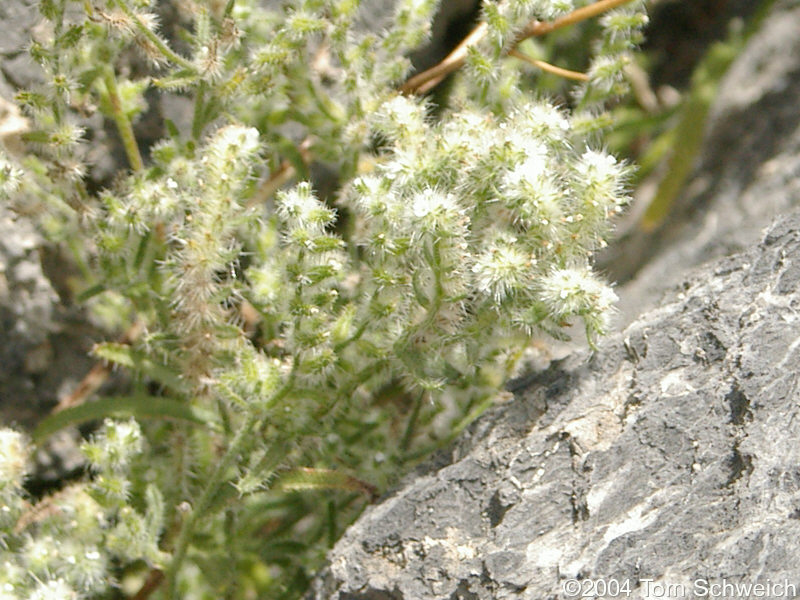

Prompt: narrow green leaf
xmin=276 ymin=468 xmax=377 ymax=500
xmin=76 ymin=283 xmax=107 ymax=302
xmin=33 ymin=395 xmax=219 ymax=443
xmin=21 ymin=130 xmax=53 ymax=145
xmin=93 ymin=342 xmax=189 ymax=394
xmin=145 ymin=483 xmax=166 ymax=538
xmin=411 ymin=268 xmax=430 ymax=307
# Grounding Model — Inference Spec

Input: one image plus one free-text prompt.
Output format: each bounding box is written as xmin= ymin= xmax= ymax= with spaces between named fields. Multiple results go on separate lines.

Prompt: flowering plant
xmin=0 ymin=0 xmax=645 ymax=597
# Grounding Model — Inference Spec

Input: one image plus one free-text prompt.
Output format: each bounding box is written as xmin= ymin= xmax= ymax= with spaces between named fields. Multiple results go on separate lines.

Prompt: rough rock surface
xmin=0 ymin=2 xmax=112 ymax=444
xmin=0 ymin=204 xmax=58 ymax=420
xmin=606 ymin=0 xmax=800 ymax=324
xmin=307 ymin=2 xmax=800 ymax=598
xmin=307 ymin=203 xmax=800 ymax=600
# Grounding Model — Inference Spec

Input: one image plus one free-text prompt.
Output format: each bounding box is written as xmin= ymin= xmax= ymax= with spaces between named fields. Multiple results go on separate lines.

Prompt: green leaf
xmin=145 ymin=483 xmax=166 ymax=538
xmin=57 ymin=24 xmax=84 ymax=49
xmin=411 ymin=268 xmax=430 ymax=308
xmin=275 ymin=468 xmax=377 ymax=500
xmin=77 ymin=66 xmax=104 ymax=90
xmin=152 ymin=69 xmax=201 ymax=90
xmin=33 ymin=395 xmax=219 ymax=443
xmin=21 ymin=130 xmax=53 ymax=145
xmin=76 ymin=283 xmax=107 ymax=302
xmin=276 ymin=137 xmax=310 ymax=181
xmin=93 ymin=342 xmax=189 ymax=394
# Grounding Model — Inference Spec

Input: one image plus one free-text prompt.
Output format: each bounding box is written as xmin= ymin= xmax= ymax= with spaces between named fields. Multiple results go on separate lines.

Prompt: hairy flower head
xmin=277 ymin=182 xmax=336 ymax=234
xmin=0 ymin=429 xmax=30 ymax=487
xmin=472 ymin=237 xmax=534 ymax=302
xmin=203 ymin=125 xmax=261 ymax=179
xmin=540 ymin=267 xmax=617 ymax=322
xmin=81 ymin=419 xmax=143 ymax=474
xmin=407 ymin=188 xmax=465 ymax=237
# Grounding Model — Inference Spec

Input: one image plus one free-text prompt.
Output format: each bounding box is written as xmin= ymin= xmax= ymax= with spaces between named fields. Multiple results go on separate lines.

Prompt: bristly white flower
xmin=600 ymin=8 xmax=650 ymax=42
xmin=539 ymin=267 xmax=617 ymax=319
xmin=276 ymin=182 xmax=336 ymax=233
xmin=0 ymin=154 xmax=23 ymax=199
xmin=577 ymin=148 xmax=619 ymax=178
xmin=503 ymin=137 xmax=549 ymax=188
xmin=407 ymin=188 xmax=465 ymax=236
xmin=22 ymin=534 xmax=60 ymax=579
xmin=0 ymin=429 xmax=30 ymax=487
xmin=351 ymin=174 xmax=397 ymax=218
xmin=574 ymin=149 xmax=628 ymax=209
xmin=372 ymin=95 xmax=427 ymax=141
xmin=541 ymin=0 xmax=574 ymax=19
xmin=81 ymin=419 xmax=143 ymax=474
xmin=204 ymin=125 xmax=261 ymax=177
xmin=506 ymin=0 xmax=574 ymax=22
xmin=472 ymin=237 xmax=534 ymax=302
xmin=587 ymin=53 xmax=630 ymax=93
xmin=248 ymin=258 xmax=285 ymax=306
xmin=48 ymin=123 xmax=85 ymax=151
xmin=60 ymin=543 xmax=108 ymax=592
xmin=516 ymin=102 xmax=570 ymax=146
xmin=28 ymin=578 xmax=78 ymax=600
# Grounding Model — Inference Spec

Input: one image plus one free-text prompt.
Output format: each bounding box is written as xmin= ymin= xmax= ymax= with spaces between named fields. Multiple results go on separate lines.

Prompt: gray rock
xmin=307 ymin=200 xmax=800 ymax=600
xmin=0 ymin=204 xmax=59 ymax=423
xmin=307 ymin=2 xmax=800 ymax=597
xmin=606 ymin=0 xmax=800 ymax=325
xmin=0 ymin=0 xmax=38 ymax=100
xmin=0 ymin=0 xmax=38 ymax=58
xmin=0 ymin=202 xmax=101 ymax=435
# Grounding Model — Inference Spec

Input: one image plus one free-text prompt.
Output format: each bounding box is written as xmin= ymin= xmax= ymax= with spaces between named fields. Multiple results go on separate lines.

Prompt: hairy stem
xmin=163 ymin=382 xmax=293 ymax=598
xmin=113 ymin=0 xmax=197 ymax=72
xmin=102 ymin=68 xmax=144 ymax=172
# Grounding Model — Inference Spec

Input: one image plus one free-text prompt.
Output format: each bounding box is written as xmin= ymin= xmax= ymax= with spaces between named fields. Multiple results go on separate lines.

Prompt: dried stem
xmin=248 ymin=138 xmax=313 ymax=209
xmin=520 ymin=0 xmax=637 ymax=37
xmin=508 ymin=48 xmax=589 ymax=81
xmin=402 ymin=0 xmax=635 ymax=95
xmin=399 ymin=21 xmax=489 ymax=95
xmin=131 ymin=569 xmax=164 ymax=600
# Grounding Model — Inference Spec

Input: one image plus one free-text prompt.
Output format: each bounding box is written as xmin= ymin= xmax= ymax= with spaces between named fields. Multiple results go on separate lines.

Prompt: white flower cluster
xmin=0 ymin=421 xmax=163 ymax=599
xmin=317 ymin=92 xmax=630 ymax=386
xmin=0 ymin=429 xmax=29 ymax=488
xmin=0 ymin=152 xmax=23 ymax=200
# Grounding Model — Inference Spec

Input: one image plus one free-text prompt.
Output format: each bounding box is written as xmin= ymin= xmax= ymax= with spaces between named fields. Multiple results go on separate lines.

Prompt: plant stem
xmin=191 ymin=82 xmax=207 ymax=141
xmin=520 ymin=0 xmax=636 ymax=38
xmin=401 ymin=0 xmax=636 ymax=95
xmin=163 ymin=382 xmax=293 ymax=598
xmin=113 ymin=0 xmax=197 ymax=72
xmin=400 ymin=22 xmax=488 ymax=95
xmin=400 ymin=391 xmax=425 ymax=453
xmin=103 ymin=68 xmax=144 ymax=172
xmin=508 ymin=48 xmax=589 ymax=81
xmin=162 ymin=409 xmax=255 ymax=597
